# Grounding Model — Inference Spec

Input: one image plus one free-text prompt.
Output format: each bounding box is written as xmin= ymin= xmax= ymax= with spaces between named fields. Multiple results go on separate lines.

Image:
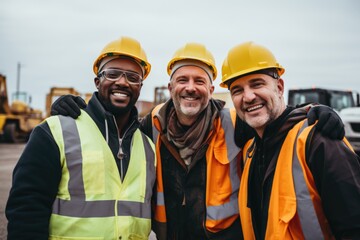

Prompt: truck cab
xmin=288 ymin=88 xmax=360 ymax=155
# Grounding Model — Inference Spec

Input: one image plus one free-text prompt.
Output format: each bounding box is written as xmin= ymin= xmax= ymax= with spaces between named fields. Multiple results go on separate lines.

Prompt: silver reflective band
xmin=156 ymin=192 xmax=165 ymax=206
xmin=206 ymin=192 xmax=239 ymax=220
xmin=292 ymin=120 xmax=324 ymax=240
xmin=53 ymin=198 xmax=151 ymax=218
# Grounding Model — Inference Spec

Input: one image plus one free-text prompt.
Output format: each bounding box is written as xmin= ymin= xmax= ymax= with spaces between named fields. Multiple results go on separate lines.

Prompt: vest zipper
xmin=118 ymin=138 xmax=124 ymax=182
xmin=114 ymin=116 xmax=135 ymax=182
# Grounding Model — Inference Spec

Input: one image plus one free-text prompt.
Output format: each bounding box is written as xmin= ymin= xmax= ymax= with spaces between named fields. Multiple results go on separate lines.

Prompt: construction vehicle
xmin=0 ymin=74 xmax=43 ymax=143
xmin=136 ymin=86 xmax=169 ymax=117
xmin=288 ymin=87 xmax=360 ymax=154
xmin=45 ymin=87 xmax=81 ymax=117
xmin=288 ymin=88 xmax=359 ymax=112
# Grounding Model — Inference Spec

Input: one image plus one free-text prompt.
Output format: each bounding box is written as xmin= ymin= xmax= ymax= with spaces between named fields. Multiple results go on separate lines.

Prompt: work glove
xmin=307 ymin=105 xmax=345 ymax=140
xmin=50 ymin=95 xmax=87 ymax=119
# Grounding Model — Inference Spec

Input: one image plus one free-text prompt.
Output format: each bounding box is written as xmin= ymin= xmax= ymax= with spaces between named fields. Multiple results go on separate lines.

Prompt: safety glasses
xmin=98 ymin=69 xmax=143 ymax=85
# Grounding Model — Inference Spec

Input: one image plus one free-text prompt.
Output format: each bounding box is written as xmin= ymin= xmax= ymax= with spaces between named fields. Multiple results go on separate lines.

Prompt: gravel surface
xmin=0 ymin=144 xmax=25 ymax=240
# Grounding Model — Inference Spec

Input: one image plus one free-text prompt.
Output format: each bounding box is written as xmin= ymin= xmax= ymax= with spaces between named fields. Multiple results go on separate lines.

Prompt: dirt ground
xmin=0 ymin=144 xmax=25 ymax=239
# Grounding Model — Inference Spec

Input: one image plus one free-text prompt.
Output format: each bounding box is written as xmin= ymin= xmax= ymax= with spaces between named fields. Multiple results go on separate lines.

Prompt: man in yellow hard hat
xmin=220 ymin=41 xmax=360 ymax=240
xmin=145 ymin=43 xmax=243 ymax=239
xmin=6 ymin=36 xmax=156 ymax=239
xmin=49 ymin=42 xmax=346 ymax=240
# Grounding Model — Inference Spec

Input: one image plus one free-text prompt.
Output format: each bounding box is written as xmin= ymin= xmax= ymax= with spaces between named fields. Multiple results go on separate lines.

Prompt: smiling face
xmin=168 ymin=65 xmax=214 ymax=125
xmin=95 ymin=57 xmax=142 ymax=116
xmin=229 ymin=73 xmax=286 ymax=137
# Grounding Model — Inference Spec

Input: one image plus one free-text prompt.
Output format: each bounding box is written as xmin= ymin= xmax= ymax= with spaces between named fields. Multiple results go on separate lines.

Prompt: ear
xmin=94 ymin=77 xmax=100 ymax=90
xmin=277 ymin=78 xmax=284 ymax=95
xmin=168 ymin=82 xmax=172 ymax=92
xmin=209 ymin=84 xmax=215 ymax=95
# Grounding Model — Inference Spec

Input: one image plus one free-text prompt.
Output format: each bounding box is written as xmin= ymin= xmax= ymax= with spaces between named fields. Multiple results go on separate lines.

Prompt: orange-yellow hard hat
xmin=220 ymin=41 xmax=284 ymax=88
xmin=93 ymin=36 xmax=151 ymax=79
xmin=167 ymin=43 xmax=217 ymax=80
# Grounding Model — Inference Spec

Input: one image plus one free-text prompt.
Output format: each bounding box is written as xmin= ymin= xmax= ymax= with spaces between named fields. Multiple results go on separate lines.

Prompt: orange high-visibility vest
xmin=152 ymin=104 xmax=241 ymax=239
xmin=240 ymin=120 xmax=353 ymax=240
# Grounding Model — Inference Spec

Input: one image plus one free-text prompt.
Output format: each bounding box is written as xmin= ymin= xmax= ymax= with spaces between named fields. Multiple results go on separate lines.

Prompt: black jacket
xmin=5 ymin=92 xmax=140 ymax=240
xmin=247 ymin=106 xmax=360 ymax=240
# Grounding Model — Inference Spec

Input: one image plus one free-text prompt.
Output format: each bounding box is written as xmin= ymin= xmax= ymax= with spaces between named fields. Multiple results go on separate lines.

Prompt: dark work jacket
xmin=247 ymin=106 xmax=360 ymax=240
xmin=140 ymin=99 xmax=243 ymax=240
xmin=5 ymin=92 xmax=140 ymax=240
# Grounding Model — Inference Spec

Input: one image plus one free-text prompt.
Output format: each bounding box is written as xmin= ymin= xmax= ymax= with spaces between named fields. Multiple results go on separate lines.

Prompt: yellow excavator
xmin=0 ymin=74 xmax=43 ymax=142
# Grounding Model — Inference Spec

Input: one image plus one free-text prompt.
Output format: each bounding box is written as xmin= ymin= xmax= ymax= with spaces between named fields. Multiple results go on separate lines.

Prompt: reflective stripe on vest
xmin=206 ymin=108 xmax=240 ymax=221
xmin=293 ymin=121 xmax=324 ymax=239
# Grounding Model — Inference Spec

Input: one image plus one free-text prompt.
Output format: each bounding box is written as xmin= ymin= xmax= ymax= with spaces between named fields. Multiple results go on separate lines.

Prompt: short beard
xmin=99 ymin=96 xmax=136 ymax=117
xmin=105 ymin=102 xmax=134 ymax=117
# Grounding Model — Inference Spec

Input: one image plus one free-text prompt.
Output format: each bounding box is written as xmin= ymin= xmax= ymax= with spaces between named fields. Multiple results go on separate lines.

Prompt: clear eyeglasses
xmin=98 ymin=69 xmax=143 ymax=85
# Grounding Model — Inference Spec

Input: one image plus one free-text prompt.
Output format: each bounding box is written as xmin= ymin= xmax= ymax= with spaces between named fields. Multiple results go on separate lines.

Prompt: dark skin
xmin=95 ymin=58 xmax=143 ymax=137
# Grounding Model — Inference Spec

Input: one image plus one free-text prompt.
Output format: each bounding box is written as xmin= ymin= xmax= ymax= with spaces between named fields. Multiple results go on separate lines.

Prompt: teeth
xmin=113 ymin=92 xmax=127 ymax=97
xmin=184 ymin=97 xmax=196 ymax=100
xmin=247 ymin=105 xmax=262 ymax=112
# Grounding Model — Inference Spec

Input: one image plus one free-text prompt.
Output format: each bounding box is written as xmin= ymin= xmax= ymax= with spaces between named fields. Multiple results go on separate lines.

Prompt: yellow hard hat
xmin=167 ymin=43 xmax=217 ymax=80
xmin=93 ymin=36 xmax=151 ymax=79
xmin=220 ymin=41 xmax=285 ymax=88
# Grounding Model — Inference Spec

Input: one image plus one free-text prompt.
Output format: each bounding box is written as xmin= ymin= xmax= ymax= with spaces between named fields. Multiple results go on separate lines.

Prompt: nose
xmin=115 ymin=73 xmax=129 ymax=85
xmin=185 ymin=80 xmax=196 ymax=92
xmin=243 ymin=87 xmax=256 ymax=102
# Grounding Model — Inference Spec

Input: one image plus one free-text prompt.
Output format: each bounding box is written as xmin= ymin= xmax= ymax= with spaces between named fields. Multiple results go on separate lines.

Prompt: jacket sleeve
xmin=139 ymin=112 xmax=153 ymax=139
xmin=307 ymin=131 xmax=360 ymax=239
xmin=5 ymin=122 xmax=62 ymax=240
xmin=234 ymin=115 xmax=255 ymax=149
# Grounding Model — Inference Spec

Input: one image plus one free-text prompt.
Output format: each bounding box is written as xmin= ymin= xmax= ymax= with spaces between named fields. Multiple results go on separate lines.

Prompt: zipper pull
xmin=118 ymin=138 xmax=124 ymax=181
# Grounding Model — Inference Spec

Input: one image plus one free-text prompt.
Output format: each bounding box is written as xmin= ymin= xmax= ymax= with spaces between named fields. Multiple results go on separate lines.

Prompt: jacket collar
xmin=85 ymin=92 xmax=140 ymax=140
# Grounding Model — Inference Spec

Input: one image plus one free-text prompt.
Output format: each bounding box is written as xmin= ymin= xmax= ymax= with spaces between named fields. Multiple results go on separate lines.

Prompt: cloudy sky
xmin=1 ymin=0 xmax=359 ymax=113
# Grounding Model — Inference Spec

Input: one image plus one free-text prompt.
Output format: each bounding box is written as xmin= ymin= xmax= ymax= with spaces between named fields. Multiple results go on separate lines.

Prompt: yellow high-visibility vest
xmin=47 ymin=110 xmax=156 ymax=240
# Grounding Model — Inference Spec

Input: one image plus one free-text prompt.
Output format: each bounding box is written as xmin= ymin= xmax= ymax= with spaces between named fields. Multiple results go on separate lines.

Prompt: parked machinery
xmin=0 ymin=74 xmax=43 ymax=143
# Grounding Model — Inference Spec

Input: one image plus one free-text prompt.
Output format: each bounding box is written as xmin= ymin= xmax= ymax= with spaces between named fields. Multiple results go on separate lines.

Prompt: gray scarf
xmin=166 ymin=103 xmax=214 ymax=166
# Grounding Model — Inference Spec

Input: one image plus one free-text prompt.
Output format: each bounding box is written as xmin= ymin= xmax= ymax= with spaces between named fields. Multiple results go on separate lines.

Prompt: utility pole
xmin=16 ymin=62 xmax=21 ymax=100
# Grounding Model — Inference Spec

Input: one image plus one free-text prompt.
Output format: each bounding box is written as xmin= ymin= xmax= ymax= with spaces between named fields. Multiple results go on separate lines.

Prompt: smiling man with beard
xmin=6 ymin=36 xmax=156 ymax=240
xmin=221 ymin=41 xmax=360 ymax=240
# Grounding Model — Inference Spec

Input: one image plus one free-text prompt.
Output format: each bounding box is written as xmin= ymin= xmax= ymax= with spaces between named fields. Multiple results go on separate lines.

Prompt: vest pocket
xmin=278 ymin=196 xmax=296 ymax=223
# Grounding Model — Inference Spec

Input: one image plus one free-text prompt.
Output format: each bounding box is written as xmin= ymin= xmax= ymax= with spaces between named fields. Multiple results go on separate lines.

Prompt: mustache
xmin=242 ymin=99 xmax=258 ymax=109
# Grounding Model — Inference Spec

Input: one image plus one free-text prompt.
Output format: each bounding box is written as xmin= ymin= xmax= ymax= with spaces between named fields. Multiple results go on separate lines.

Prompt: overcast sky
xmin=1 ymin=0 xmax=360 ymax=113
